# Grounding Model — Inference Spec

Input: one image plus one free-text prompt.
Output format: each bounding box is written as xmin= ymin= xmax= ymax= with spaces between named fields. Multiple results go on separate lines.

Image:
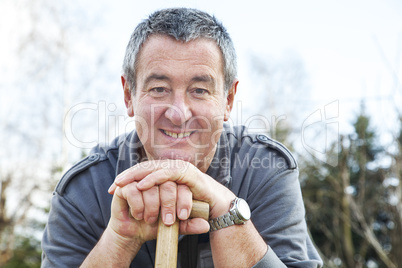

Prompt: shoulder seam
xmin=255 ymin=134 xmax=297 ymax=169
xmin=226 ymin=129 xmax=297 ymax=170
xmin=56 ymin=153 xmax=107 ymax=195
xmin=242 ymin=133 xmax=297 ymax=170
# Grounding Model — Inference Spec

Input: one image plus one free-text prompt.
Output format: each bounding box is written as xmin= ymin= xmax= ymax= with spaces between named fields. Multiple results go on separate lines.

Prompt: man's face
xmin=124 ymin=35 xmax=236 ymax=172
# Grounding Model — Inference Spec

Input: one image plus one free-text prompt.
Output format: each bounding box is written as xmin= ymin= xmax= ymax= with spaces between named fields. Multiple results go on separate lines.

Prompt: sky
xmin=1 ymin=0 xmax=402 ymax=164
xmin=103 ymin=0 xmax=402 ymax=133
xmin=102 ymin=0 xmax=402 ymax=160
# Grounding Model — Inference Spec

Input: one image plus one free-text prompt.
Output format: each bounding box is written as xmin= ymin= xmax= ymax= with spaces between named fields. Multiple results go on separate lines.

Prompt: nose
xmin=164 ymin=93 xmax=192 ymax=126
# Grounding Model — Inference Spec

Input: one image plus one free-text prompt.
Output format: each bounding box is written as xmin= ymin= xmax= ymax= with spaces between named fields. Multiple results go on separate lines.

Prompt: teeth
xmin=163 ymin=130 xmax=192 ymax=138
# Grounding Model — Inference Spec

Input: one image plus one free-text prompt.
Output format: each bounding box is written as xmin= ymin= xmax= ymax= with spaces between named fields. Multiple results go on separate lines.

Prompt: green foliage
xmin=2 ymin=235 xmax=41 ymax=268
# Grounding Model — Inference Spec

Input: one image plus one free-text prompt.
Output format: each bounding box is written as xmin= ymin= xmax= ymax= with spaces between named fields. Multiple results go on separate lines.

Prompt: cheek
xmin=133 ymin=105 xmax=151 ymax=138
xmin=196 ymin=104 xmax=226 ymax=126
xmin=195 ymin=112 xmax=225 ymax=139
xmin=134 ymin=104 xmax=166 ymax=124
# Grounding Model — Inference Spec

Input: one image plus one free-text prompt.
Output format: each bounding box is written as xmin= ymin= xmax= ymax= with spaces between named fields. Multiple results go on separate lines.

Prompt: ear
xmin=224 ymin=79 xmax=238 ymax=121
xmin=121 ymin=75 xmax=134 ymax=117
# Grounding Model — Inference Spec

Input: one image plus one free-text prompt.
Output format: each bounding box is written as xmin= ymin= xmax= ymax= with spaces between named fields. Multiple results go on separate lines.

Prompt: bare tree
xmin=300 ymin=110 xmax=399 ymax=268
xmin=0 ymin=0 xmax=114 ymax=265
xmin=247 ymin=51 xmax=311 ymax=146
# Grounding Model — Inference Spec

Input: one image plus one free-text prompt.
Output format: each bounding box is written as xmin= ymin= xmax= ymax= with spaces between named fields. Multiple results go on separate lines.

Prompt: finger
xmin=109 ymin=187 xmax=139 ymax=238
xmin=122 ymin=182 xmax=145 ymax=221
xmin=110 ymin=161 xmax=165 ymax=194
xmin=177 ymin=185 xmax=192 ymax=221
xmin=136 ymin=163 xmax=210 ymax=202
xmin=108 ymin=182 xmax=117 ymax=194
xmin=114 ymin=161 xmax=168 ymax=187
xmin=136 ymin=163 xmax=191 ymax=190
xmin=109 ymin=164 xmax=149 ymax=194
xmin=111 ymin=187 xmax=131 ymax=221
xmin=142 ymin=186 xmax=160 ymax=224
xmin=116 ymin=160 xmax=190 ymax=188
xmin=159 ymin=181 xmax=178 ymax=226
xmin=179 ymin=218 xmax=210 ymax=235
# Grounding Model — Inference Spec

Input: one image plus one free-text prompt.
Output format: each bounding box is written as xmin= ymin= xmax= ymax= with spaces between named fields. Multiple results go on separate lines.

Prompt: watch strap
xmin=209 ymin=197 xmax=250 ymax=232
xmin=209 ymin=211 xmax=237 ymax=231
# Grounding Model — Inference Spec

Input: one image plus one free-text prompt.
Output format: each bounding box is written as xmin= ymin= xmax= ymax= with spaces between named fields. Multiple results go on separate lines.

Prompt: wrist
xmin=81 ymin=226 xmax=142 ymax=267
xmin=209 ymin=192 xmax=236 ymax=219
xmin=106 ymin=224 xmax=144 ymax=249
xmin=103 ymin=226 xmax=143 ymax=262
xmin=209 ymin=197 xmax=251 ymax=232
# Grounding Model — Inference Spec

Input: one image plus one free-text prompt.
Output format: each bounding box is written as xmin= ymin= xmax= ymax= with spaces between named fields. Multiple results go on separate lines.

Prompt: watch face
xmin=237 ymin=198 xmax=251 ymax=221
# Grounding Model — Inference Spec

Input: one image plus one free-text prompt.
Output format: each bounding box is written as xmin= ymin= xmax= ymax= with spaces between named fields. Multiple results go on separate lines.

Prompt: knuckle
xmin=160 ymin=181 xmax=177 ymax=195
xmin=143 ymin=191 xmax=160 ymax=213
xmin=162 ymin=166 xmax=174 ymax=179
xmin=177 ymin=185 xmax=192 ymax=204
xmin=178 ymin=184 xmax=191 ymax=192
xmin=161 ymin=197 xmax=177 ymax=210
xmin=175 ymin=160 xmax=189 ymax=175
xmin=130 ymin=203 xmax=143 ymax=219
xmin=161 ymin=196 xmax=176 ymax=208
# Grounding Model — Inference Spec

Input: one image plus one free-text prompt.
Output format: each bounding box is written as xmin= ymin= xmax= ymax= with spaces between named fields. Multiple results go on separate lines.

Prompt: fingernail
xmin=108 ymin=184 xmax=115 ymax=193
xmin=179 ymin=209 xmax=188 ymax=220
xmin=115 ymin=175 xmax=124 ymax=184
xmin=137 ymin=180 xmax=145 ymax=188
xmin=165 ymin=213 xmax=174 ymax=225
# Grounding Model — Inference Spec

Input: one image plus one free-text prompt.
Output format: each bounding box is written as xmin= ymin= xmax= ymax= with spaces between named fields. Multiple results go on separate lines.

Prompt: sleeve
xmin=252 ymin=247 xmax=286 ymax=268
xmin=41 ymin=192 xmax=101 ymax=268
xmin=246 ymin=168 xmax=323 ymax=267
xmin=41 ymin=154 xmax=114 ymax=268
xmin=41 ymin=153 xmax=154 ymax=268
xmin=227 ymin=130 xmax=323 ymax=267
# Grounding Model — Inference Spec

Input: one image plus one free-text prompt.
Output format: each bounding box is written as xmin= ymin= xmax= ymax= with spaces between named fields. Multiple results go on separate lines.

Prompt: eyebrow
xmin=144 ymin=73 xmax=216 ymax=88
xmin=191 ymin=75 xmax=214 ymax=84
xmin=144 ymin=74 xmax=171 ymax=85
xmin=191 ymin=75 xmax=217 ymax=91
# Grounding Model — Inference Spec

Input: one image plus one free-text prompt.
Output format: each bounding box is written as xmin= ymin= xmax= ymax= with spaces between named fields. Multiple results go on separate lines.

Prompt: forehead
xmin=136 ymin=34 xmax=224 ymax=78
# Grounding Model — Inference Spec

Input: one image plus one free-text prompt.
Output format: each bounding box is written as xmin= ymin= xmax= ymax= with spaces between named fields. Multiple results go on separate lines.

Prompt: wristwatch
xmin=209 ymin=197 xmax=251 ymax=231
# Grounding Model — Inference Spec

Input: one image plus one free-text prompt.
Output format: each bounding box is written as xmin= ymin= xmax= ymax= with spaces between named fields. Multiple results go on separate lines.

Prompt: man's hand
xmin=85 ymin=160 xmax=267 ymax=267
xmin=82 ymin=170 xmax=212 ymax=267
xmin=108 ymin=160 xmax=236 ymax=235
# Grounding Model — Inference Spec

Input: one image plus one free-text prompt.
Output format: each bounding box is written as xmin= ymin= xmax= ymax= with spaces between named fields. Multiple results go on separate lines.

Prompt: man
xmin=42 ymin=8 xmax=323 ymax=267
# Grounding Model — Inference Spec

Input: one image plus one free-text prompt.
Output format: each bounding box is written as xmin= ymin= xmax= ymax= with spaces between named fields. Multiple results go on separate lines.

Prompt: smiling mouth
xmin=161 ymin=129 xmax=194 ymax=139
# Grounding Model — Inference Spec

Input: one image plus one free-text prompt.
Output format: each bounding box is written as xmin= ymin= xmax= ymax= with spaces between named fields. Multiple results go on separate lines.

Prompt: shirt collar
xmin=115 ymin=131 xmax=146 ymax=176
xmin=205 ymin=129 xmax=231 ymax=187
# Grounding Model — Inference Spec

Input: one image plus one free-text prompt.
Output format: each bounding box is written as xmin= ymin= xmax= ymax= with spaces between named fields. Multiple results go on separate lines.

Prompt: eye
xmin=149 ymin=87 xmax=169 ymax=97
xmin=151 ymin=87 xmax=166 ymax=93
xmin=193 ymin=88 xmax=209 ymax=95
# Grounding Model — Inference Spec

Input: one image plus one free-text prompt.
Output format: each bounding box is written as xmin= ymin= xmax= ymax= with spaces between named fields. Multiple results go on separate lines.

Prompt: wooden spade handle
xmin=155 ymin=200 xmax=209 ymax=268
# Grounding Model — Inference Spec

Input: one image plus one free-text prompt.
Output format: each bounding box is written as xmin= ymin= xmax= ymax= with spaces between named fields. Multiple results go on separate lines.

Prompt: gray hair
xmin=122 ymin=8 xmax=237 ymax=94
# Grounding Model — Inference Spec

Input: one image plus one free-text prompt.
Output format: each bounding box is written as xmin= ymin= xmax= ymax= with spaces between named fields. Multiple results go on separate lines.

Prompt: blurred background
xmin=1 ymin=0 xmax=401 ymax=267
